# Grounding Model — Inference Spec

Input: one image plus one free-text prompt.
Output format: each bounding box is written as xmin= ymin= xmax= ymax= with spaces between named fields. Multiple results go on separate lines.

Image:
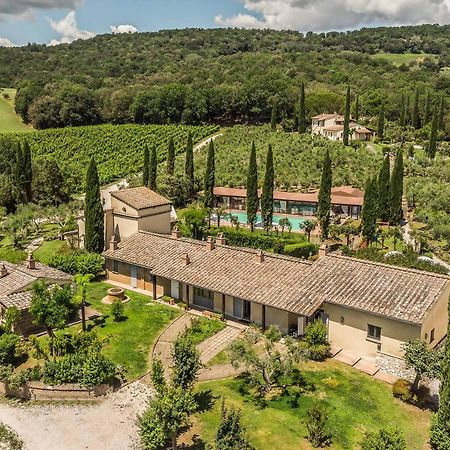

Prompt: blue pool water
xmin=228 ymin=211 xmax=307 ymax=230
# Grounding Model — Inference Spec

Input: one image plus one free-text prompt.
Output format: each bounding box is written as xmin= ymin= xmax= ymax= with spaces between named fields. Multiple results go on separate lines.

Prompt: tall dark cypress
xmin=14 ymin=144 xmax=25 ymax=203
xmin=143 ymin=145 xmax=150 ymax=187
xmin=298 ymin=82 xmax=306 ymax=133
xmin=399 ymin=94 xmax=406 ymax=128
xmin=361 ymin=177 xmax=378 ymax=244
xmin=317 ymin=150 xmax=332 ymax=240
xmin=343 ymin=86 xmax=351 ymax=146
xmin=246 ymin=142 xmax=258 ymax=232
xmin=412 ymin=88 xmax=421 ymax=129
xmin=271 ymin=102 xmax=277 ymax=131
xmin=423 ymin=91 xmax=432 ymax=125
xmin=149 ymin=145 xmax=157 ymax=191
xmin=203 ymin=140 xmax=215 ymax=210
xmin=405 ymin=95 xmax=410 ymax=126
xmin=389 ymin=149 xmax=404 ymax=225
xmin=261 ymin=144 xmax=274 ymax=231
xmin=378 ymin=154 xmax=390 ymax=222
xmin=430 ymin=298 xmax=450 ymax=449
xmin=354 ymin=94 xmax=360 ymax=122
xmin=428 ymin=106 xmax=439 ymax=159
xmin=438 ymin=94 xmax=446 ymax=131
xmin=377 ymin=105 xmax=385 ymax=140
xmin=167 ymin=136 xmax=175 ymax=176
xmin=22 ymin=141 xmax=32 ymax=203
xmin=184 ymin=132 xmax=195 ymax=198
xmin=84 ymin=158 xmax=104 ymax=254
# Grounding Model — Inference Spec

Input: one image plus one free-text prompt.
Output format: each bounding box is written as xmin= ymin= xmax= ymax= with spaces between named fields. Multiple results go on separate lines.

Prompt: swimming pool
xmin=227 ymin=211 xmax=307 ymax=230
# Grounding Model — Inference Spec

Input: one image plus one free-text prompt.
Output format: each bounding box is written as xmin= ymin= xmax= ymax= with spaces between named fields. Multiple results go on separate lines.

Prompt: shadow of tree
xmin=194 ymin=389 xmax=217 ymax=413
xmin=87 ymin=315 xmax=107 ymax=331
xmin=179 ymin=435 xmax=207 ymax=450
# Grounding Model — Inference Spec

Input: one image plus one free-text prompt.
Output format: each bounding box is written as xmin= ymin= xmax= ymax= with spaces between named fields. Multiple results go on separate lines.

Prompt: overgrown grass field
xmin=193 ymin=360 xmax=430 ymax=449
xmin=0 ymin=88 xmax=30 ymax=133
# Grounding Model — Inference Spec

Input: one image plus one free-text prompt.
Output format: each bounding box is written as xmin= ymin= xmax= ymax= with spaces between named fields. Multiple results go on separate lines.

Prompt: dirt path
xmin=193 ymin=131 xmax=223 ymax=153
xmin=0 ymin=381 xmax=152 ymax=450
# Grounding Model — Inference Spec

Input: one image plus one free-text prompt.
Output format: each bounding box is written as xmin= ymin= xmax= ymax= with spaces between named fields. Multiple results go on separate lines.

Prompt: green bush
xmin=392 ymin=379 xmax=413 ymax=403
xmin=48 ymin=251 xmax=104 ymax=277
xmin=303 ymin=320 xmax=330 ymax=362
xmin=305 ymin=403 xmax=331 ymax=448
xmin=0 ymin=422 xmax=23 ymax=450
xmin=361 ymin=427 xmax=406 ymax=450
xmin=0 ymin=334 xmax=20 ymax=365
xmin=284 ymin=242 xmax=319 ymax=259
xmin=111 ymin=299 xmax=126 ymax=322
xmin=307 ymin=344 xmax=331 ymax=362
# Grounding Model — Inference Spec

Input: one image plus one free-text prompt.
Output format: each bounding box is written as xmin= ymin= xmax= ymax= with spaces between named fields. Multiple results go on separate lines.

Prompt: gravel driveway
xmin=0 ymin=382 xmax=152 ymax=450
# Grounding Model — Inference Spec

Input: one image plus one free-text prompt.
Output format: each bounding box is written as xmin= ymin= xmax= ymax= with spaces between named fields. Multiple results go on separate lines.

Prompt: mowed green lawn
xmin=194 ymin=360 xmax=430 ymax=450
xmin=70 ymin=282 xmax=180 ymax=380
xmin=0 ymin=88 xmax=30 ymax=132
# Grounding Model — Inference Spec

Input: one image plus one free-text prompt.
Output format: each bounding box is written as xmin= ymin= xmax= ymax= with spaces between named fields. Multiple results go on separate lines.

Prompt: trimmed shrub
xmin=305 ymin=403 xmax=331 ymax=448
xmin=361 ymin=427 xmax=406 ymax=450
xmin=392 ymin=379 xmax=413 ymax=403
xmin=111 ymin=299 xmax=126 ymax=322
xmin=303 ymin=320 xmax=330 ymax=362
xmin=284 ymin=242 xmax=319 ymax=259
xmin=0 ymin=334 xmax=20 ymax=365
xmin=48 ymin=251 xmax=104 ymax=277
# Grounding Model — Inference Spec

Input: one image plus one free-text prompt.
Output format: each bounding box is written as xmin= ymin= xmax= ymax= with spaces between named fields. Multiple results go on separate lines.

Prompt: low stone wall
xmin=0 ymin=381 xmax=113 ymax=401
xmin=376 ymin=352 xmax=415 ymax=381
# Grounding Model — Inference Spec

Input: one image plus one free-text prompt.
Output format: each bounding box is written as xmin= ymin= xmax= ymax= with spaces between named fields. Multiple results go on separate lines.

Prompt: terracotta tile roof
xmin=111 ymin=187 xmax=171 ymax=210
xmin=0 ymin=291 xmax=33 ymax=310
xmin=312 ymin=113 xmax=337 ymax=120
xmin=0 ymin=260 xmax=72 ymax=298
xmin=323 ymin=125 xmax=343 ymax=132
xmin=295 ymin=254 xmax=450 ymax=325
xmin=214 ymin=186 xmax=364 ymax=207
xmin=104 ymin=231 xmax=318 ymax=316
xmin=355 ymin=127 xmax=374 ymax=134
xmin=104 ymin=233 xmax=450 ymax=323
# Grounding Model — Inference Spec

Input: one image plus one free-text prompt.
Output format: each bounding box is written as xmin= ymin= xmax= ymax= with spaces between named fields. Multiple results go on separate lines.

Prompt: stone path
xmin=151 ymin=313 xmax=192 ymax=377
xmin=198 ymin=326 xmax=242 ymax=364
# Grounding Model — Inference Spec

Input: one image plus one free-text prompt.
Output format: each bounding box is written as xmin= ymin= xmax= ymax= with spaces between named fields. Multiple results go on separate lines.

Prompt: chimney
xmin=110 ymin=235 xmax=119 ymax=250
xmin=319 ymin=243 xmax=330 ymax=258
xmin=26 ymin=252 xmax=36 ymax=270
xmin=256 ymin=249 xmax=264 ymax=263
xmin=216 ymin=233 xmax=226 ymax=246
xmin=0 ymin=265 xmax=8 ymax=278
xmin=206 ymin=236 xmax=215 ymax=251
xmin=182 ymin=253 xmax=190 ymax=266
xmin=172 ymin=226 xmax=181 ymax=239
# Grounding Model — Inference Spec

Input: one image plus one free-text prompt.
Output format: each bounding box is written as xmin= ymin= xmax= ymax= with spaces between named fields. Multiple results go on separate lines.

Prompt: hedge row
xmin=48 ymin=251 xmax=104 ymax=277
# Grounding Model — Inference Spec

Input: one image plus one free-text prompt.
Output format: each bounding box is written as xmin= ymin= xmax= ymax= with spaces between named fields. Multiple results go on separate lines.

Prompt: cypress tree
xmin=377 ymin=105 xmax=385 ymax=141
xmin=428 ymin=106 xmax=439 ymax=159
xmin=14 ymin=144 xmax=25 ymax=203
xmin=298 ymin=82 xmax=307 ymax=133
xmin=84 ymin=158 xmax=104 ymax=254
xmin=167 ymin=136 xmax=175 ymax=176
xmin=261 ymin=144 xmax=274 ymax=231
xmin=354 ymin=94 xmax=360 ymax=122
xmin=317 ymin=150 xmax=332 ymax=240
xmin=429 ymin=297 xmax=450 ymax=449
xmin=378 ymin=154 xmax=390 ymax=222
xmin=343 ymin=86 xmax=351 ymax=146
xmin=246 ymin=142 xmax=258 ymax=232
xmin=438 ymin=94 xmax=446 ymax=131
xmin=184 ymin=132 xmax=195 ymax=199
xmin=389 ymin=149 xmax=404 ymax=225
xmin=405 ymin=95 xmax=410 ymax=125
xmin=361 ymin=177 xmax=378 ymax=245
xmin=271 ymin=102 xmax=277 ymax=131
xmin=204 ymin=140 xmax=215 ymax=210
xmin=149 ymin=145 xmax=157 ymax=191
xmin=399 ymin=94 xmax=406 ymax=128
xmin=412 ymin=88 xmax=421 ymax=129
xmin=423 ymin=91 xmax=432 ymax=125
xmin=143 ymin=145 xmax=150 ymax=187
xmin=22 ymin=141 xmax=32 ymax=203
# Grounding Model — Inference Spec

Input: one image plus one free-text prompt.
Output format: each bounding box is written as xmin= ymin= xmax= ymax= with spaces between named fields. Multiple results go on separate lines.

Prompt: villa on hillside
xmin=214 ymin=186 xmax=364 ymax=219
xmin=311 ymin=113 xmax=375 ymax=142
xmin=0 ymin=254 xmax=72 ymax=336
xmin=97 ymin=187 xmax=450 ymax=377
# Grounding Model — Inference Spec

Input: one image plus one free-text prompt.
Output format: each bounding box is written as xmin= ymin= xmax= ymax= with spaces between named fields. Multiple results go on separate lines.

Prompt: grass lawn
xmin=192 ymin=360 xmax=430 ymax=450
xmin=76 ymin=282 xmax=180 ymax=380
xmin=0 ymin=236 xmax=27 ymax=263
xmin=370 ymin=52 xmax=437 ymax=67
xmin=0 ymin=88 xmax=30 ymax=133
xmin=185 ymin=317 xmax=226 ymax=345
xmin=33 ymin=240 xmax=69 ymax=264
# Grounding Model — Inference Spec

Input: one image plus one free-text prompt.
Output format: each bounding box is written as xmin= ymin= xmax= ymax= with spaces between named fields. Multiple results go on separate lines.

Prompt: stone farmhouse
xmin=98 ymin=187 xmax=450 ymax=376
xmin=0 ymin=254 xmax=72 ymax=336
xmin=311 ymin=113 xmax=375 ymax=142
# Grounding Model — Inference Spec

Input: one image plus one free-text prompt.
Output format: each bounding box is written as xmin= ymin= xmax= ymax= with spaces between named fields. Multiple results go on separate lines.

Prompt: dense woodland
xmin=0 ymin=26 xmax=449 ymax=129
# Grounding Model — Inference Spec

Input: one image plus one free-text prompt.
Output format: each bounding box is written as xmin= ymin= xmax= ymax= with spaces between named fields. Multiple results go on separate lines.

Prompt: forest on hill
xmin=0 ymin=26 xmax=448 ymax=129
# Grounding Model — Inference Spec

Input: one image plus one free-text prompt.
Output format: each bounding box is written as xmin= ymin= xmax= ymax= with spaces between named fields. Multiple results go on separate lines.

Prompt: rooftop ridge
xmin=327 ymin=253 xmax=450 ymax=280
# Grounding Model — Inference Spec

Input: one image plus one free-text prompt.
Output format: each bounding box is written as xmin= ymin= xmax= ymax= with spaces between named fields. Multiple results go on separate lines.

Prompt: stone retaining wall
xmin=376 ymin=352 xmax=415 ymax=381
xmin=0 ymin=381 xmax=112 ymax=401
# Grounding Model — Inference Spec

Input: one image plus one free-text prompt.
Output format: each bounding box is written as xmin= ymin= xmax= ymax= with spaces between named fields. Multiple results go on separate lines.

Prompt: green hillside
xmin=0 ymin=88 xmax=30 ymax=132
